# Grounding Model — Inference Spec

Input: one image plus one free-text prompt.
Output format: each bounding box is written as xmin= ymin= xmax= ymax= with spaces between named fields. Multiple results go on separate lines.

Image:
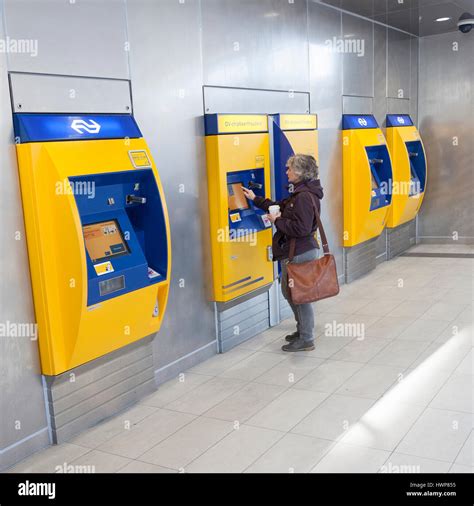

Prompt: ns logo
xmin=357 ymin=117 xmax=368 ymax=127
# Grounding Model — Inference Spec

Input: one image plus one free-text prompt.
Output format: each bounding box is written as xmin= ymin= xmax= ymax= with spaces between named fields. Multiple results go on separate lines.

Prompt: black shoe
xmin=285 ymin=331 xmax=300 ymax=342
xmin=281 ymin=339 xmax=315 ymax=352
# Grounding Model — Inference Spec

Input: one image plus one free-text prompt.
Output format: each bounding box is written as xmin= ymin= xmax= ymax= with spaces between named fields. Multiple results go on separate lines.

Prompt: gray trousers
xmin=280 ymin=248 xmax=318 ymax=343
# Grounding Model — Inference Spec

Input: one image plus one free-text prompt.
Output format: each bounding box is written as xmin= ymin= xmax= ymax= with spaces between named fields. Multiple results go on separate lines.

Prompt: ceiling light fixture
xmin=435 ymin=17 xmax=451 ymax=22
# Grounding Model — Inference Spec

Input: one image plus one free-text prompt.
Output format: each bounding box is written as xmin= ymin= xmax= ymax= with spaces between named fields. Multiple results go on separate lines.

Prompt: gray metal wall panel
xmin=10 ymin=74 xmax=132 ymax=114
xmin=418 ymin=32 xmax=474 ymax=240
xmin=3 ymin=0 xmax=129 ymax=79
xmin=410 ymin=37 xmax=419 ymax=124
xmin=201 ymin=0 xmax=309 ymax=91
xmin=203 ymin=87 xmax=309 ymax=114
xmin=342 ymin=13 xmax=374 ymax=97
xmin=309 ymin=2 xmax=344 ymax=278
xmin=0 ymin=2 xmax=49 ymax=467
xmin=342 ymin=96 xmax=373 ymax=114
xmin=373 ymin=24 xmax=387 ymax=127
xmin=387 ymin=97 xmax=410 ymax=114
xmin=126 ymin=0 xmax=217 ymax=370
xmin=387 ymin=28 xmax=411 ymax=99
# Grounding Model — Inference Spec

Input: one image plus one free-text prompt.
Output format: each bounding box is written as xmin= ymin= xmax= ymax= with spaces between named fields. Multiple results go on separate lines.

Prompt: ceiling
xmin=317 ymin=0 xmax=474 ymax=36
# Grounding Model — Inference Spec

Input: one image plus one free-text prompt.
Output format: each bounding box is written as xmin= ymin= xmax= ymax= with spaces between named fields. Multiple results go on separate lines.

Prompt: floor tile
xmin=455 ymin=432 xmax=473 ymax=467
xmin=420 ymin=302 xmax=467 ymax=322
xmin=332 ymin=338 xmax=391 ymax=363
xmin=246 ymin=388 xmax=329 ymax=432
xmin=96 ymin=409 xmax=195 ymax=459
xmin=253 ymin=355 xmax=324 ymax=387
xmin=7 ymin=444 xmax=90 ymax=473
xmin=355 ymin=299 xmax=404 ymax=317
xmin=68 ymin=404 xmax=157 ymax=449
xmin=117 ymin=460 xmax=176 ymax=473
xmin=310 ymin=442 xmax=390 ymax=473
xmin=238 ymin=328 xmax=287 ymax=351
xmin=218 ymin=351 xmax=286 ymax=381
xmin=397 ymin=319 xmax=449 ymax=342
xmin=449 ymin=463 xmax=474 ymax=473
xmin=380 ymin=453 xmax=451 ymax=473
xmin=365 ymin=316 xmax=415 ymax=339
xmin=396 ymin=408 xmax=473 ymax=462
xmin=165 ymin=377 xmax=246 ymax=415
xmin=188 ymin=347 xmax=255 ymax=376
xmin=336 ymin=364 xmax=403 ymax=400
xmin=68 ymin=449 xmax=131 ymax=473
xmin=388 ymin=300 xmax=433 ymax=318
xmin=326 ymin=296 xmax=374 ymax=315
xmin=139 ymin=373 xmax=213 ymax=408
xmin=245 ymin=434 xmax=333 ymax=473
xmin=453 ymin=349 xmax=474 ymax=376
xmin=203 ymin=382 xmax=287 ymax=423
xmin=430 ymin=374 xmax=473 ymax=413
xmin=311 ymin=336 xmax=356 ymax=359
xmin=139 ymin=417 xmax=234 ymax=470
xmin=185 ymin=425 xmax=283 ymax=473
xmin=294 ymin=360 xmax=363 ymax=394
xmin=291 ymin=394 xmax=375 ymax=441
xmin=369 ymin=340 xmax=430 ymax=368
xmin=339 ymin=401 xmax=425 ymax=451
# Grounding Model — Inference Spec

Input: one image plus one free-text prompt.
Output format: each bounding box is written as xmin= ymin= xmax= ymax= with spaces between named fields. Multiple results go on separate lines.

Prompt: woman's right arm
xmin=241 ymin=186 xmax=277 ymax=211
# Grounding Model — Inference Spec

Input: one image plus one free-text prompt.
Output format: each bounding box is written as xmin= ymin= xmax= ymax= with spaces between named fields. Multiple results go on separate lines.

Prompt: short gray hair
xmin=287 ymin=154 xmax=319 ymax=181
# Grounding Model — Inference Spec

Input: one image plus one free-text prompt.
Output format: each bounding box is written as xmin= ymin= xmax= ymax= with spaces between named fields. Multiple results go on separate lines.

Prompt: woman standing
xmin=242 ymin=154 xmax=323 ymax=352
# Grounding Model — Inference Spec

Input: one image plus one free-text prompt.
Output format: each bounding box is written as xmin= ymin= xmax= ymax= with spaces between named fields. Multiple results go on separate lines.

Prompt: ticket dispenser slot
xmin=204 ymin=114 xmax=273 ymax=303
xmin=13 ymin=113 xmax=171 ymax=375
xmin=342 ymin=114 xmax=393 ymax=247
xmin=269 ymin=114 xmax=318 ymax=201
xmin=385 ymin=114 xmax=427 ymax=228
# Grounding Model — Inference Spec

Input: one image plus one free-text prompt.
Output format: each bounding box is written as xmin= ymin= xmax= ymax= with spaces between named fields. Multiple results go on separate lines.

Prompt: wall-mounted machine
xmin=14 ymin=113 xmax=171 ymax=376
xmin=269 ymin=113 xmax=318 ymax=200
xmin=385 ymin=114 xmax=427 ymax=228
xmin=204 ymin=114 xmax=273 ymax=303
xmin=342 ymin=114 xmax=393 ymax=247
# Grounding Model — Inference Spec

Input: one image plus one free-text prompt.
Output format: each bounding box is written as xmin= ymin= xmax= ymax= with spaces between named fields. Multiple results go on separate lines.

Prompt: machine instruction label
xmin=129 ymin=150 xmax=152 ymax=168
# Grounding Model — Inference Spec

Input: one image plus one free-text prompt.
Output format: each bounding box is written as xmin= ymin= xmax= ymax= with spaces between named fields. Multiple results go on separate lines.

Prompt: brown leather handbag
xmin=286 ymin=193 xmax=340 ymax=304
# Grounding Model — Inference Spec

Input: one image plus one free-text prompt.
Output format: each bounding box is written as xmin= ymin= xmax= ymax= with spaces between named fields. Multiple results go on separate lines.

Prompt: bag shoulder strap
xmin=288 ymin=191 xmax=330 ymax=261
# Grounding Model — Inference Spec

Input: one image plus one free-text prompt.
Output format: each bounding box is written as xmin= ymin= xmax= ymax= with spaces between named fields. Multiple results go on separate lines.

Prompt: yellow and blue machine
xmin=269 ymin=113 xmax=318 ymax=200
xmin=385 ymin=114 xmax=427 ymax=228
xmin=14 ymin=113 xmax=171 ymax=376
xmin=204 ymin=114 xmax=273 ymax=303
xmin=342 ymin=114 xmax=393 ymax=247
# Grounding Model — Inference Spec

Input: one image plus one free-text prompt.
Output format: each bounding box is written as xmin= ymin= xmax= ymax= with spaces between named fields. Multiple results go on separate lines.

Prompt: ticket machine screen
xmin=228 ymin=182 xmax=249 ymax=211
xmin=83 ymin=220 xmax=129 ymax=263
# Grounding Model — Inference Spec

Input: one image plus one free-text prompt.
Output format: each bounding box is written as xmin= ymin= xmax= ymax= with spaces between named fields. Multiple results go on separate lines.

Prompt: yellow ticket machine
xmin=269 ymin=113 xmax=318 ymax=200
xmin=14 ymin=113 xmax=171 ymax=375
xmin=342 ymin=114 xmax=393 ymax=247
xmin=385 ymin=114 xmax=427 ymax=228
xmin=204 ymin=114 xmax=273 ymax=303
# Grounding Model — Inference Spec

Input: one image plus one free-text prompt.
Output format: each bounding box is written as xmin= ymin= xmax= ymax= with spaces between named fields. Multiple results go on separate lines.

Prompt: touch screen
xmin=83 ymin=220 xmax=129 ymax=263
xmin=228 ymin=182 xmax=250 ymax=211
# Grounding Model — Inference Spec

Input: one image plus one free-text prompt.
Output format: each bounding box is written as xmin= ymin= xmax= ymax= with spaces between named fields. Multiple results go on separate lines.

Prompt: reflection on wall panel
xmin=342 ymin=13 xmax=374 ymax=97
xmin=201 ymin=0 xmax=309 ymax=91
xmin=127 ymin=0 xmax=217 ymax=372
xmin=410 ymin=37 xmax=419 ymax=124
xmin=418 ymin=32 xmax=474 ymax=241
xmin=309 ymin=1 xmax=344 ymax=278
xmin=0 ymin=8 xmax=49 ymax=469
xmin=3 ymin=0 xmax=129 ymax=79
xmin=373 ymin=24 xmax=387 ymax=127
xmin=387 ymin=28 xmax=411 ymax=99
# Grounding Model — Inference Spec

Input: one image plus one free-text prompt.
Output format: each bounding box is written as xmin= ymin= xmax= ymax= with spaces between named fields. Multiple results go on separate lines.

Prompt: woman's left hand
xmin=266 ymin=212 xmax=281 ymax=224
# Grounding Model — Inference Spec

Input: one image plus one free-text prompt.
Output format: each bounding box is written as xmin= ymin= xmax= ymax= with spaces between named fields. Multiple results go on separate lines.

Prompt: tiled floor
xmin=7 ymin=245 xmax=474 ymax=474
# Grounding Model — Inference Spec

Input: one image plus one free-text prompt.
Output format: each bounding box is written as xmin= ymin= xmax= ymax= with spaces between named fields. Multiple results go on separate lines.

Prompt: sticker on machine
xmin=129 ymin=150 xmax=152 ymax=168
xmin=147 ymin=267 xmax=160 ymax=279
xmin=94 ymin=261 xmax=114 ymax=276
xmin=255 ymin=155 xmax=265 ymax=167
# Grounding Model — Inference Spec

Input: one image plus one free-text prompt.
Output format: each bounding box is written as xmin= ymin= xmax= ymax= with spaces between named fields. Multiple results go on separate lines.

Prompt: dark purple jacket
xmin=253 ymin=179 xmax=324 ymax=261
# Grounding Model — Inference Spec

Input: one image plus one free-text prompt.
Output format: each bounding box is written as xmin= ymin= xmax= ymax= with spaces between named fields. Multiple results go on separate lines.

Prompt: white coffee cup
xmin=268 ymin=205 xmax=280 ymax=216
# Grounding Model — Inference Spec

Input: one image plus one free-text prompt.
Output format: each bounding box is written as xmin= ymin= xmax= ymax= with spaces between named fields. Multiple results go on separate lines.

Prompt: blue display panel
xmin=70 ymin=169 xmax=168 ymax=306
xmin=227 ymin=169 xmax=272 ymax=236
xmin=342 ymin=114 xmax=379 ymax=130
xmin=405 ymin=140 xmax=426 ymax=195
xmin=13 ymin=114 xmax=142 ymax=143
xmin=365 ymin=145 xmax=392 ymax=211
xmin=386 ymin=114 xmax=414 ymax=127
